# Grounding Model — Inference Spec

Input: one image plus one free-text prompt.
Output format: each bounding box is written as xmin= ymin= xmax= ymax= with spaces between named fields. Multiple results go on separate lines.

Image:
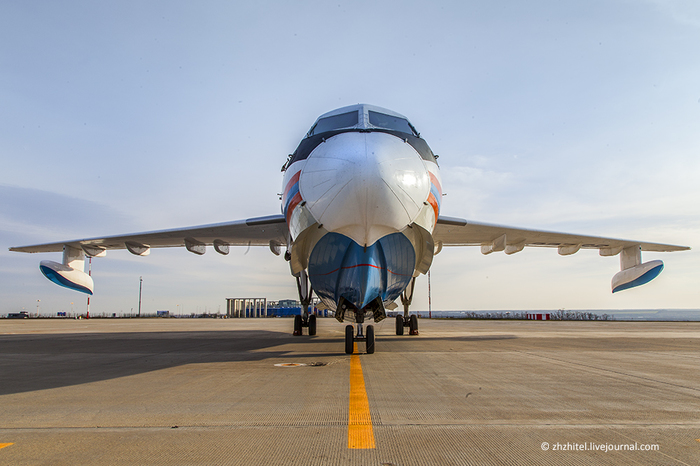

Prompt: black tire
xmin=366 ymin=325 xmax=375 ymax=354
xmin=345 ymin=325 xmax=354 ymax=354
xmin=308 ymin=314 xmax=317 ymax=336
xmin=293 ymin=315 xmax=303 ymax=335
xmin=409 ymin=315 xmax=418 ymax=335
xmin=395 ymin=315 xmax=404 ymax=335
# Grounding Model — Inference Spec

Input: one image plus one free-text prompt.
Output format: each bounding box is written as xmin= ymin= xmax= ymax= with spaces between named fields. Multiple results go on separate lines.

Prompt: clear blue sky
xmin=1 ymin=1 xmax=698 ymax=316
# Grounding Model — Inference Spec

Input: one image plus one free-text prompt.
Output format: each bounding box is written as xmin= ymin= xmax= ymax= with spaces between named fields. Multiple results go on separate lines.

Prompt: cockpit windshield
xmin=290 ymin=105 xmax=435 ymax=167
xmin=368 ymin=111 xmax=417 ymax=136
xmin=308 ymin=111 xmax=358 ymax=136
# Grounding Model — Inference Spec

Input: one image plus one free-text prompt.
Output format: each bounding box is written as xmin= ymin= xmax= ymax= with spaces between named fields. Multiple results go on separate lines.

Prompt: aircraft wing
xmin=433 ymin=216 xmax=690 ymax=253
xmin=432 ymin=216 xmax=690 ymax=293
xmin=9 ymin=214 xmax=288 ymax=254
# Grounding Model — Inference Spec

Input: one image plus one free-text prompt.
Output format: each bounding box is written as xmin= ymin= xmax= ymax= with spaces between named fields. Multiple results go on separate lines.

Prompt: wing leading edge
xmin=434 ymin=216 xmax=689 ymax=253
xmin=9 ymin=214 xmax=288 ymax=295
xmin=9 ymin=214 xmax=288 ymax=254
xmin=433 ymin=216 xmax=690 ymax=293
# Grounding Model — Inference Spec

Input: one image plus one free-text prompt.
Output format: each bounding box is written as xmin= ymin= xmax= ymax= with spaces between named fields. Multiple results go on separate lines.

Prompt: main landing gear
xmin=395 ymin=314 xmax=418 ymax=336
xmin=345 ymin=313 xmax=374 ymax=355
xmin=292 ymin=270 xmax=316 ymax=336
xmin=396 ymin=277 xmax=419 ymax=336
xmin=293 ymin=313 xmax=317 ymax=336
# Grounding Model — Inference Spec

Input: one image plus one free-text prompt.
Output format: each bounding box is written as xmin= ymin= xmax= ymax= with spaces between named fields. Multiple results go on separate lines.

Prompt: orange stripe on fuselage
xmin=427 ymin=193 xmax=439 ymax=221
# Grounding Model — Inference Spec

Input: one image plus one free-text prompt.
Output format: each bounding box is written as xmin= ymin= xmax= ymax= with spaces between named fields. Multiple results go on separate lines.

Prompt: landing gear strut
xmin=293 ymin=270 xmax=316 ymax=336
xmin=397 ymin=277 xmax=419 ymax=335
xmin=344 ymin=312 xmax=375 ymax=354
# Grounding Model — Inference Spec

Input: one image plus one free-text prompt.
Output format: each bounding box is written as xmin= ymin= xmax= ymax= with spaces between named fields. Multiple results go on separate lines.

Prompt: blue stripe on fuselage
xmin=283 ymin=183 xmax=300 ymax=217
xmin=430 ymin=183 xmax=441 ymax=210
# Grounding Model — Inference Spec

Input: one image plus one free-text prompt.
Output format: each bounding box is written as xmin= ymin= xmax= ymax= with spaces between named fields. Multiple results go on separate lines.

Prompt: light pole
xmin=138 ymin=276 xmax=143 ymax=317
xmin=86 ymin=257 xmax=92 ymax=319
xmin=36 ymin=299 xmax=40 ymax=316
xmin=428 ymin=270 xmax=432 ymax=319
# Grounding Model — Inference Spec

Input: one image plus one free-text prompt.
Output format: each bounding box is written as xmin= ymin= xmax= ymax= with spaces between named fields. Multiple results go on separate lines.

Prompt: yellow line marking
xmin=348 ymin=342 xmax=376 ymax=449
xmin=0 ymin=443 xmax=13 ymax=450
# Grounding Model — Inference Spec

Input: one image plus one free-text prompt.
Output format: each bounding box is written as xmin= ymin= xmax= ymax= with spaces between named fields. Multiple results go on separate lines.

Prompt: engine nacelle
xmin=611 ymin=260 xmax=663 ymax=293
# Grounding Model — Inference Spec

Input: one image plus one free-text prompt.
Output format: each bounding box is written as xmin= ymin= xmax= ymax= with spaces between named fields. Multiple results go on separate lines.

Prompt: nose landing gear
xmin=345 ymin=320 xmax=375 ymax=354
xmin=337 ymin=297 xmax=377 ymax=354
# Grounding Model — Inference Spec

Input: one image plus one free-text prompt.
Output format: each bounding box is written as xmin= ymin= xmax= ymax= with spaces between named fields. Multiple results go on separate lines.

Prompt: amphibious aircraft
xmin=10 ymin=104 xmax=689 ymax=354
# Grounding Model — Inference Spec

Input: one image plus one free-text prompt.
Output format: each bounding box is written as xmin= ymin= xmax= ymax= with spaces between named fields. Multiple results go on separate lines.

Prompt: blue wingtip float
xmin=612 ymin=259 xmax=664 ymax=293
xmin=609 ymin=244 xmax=665 ymax=293
xmin=40 ymin=260 xmax=94 ymax=295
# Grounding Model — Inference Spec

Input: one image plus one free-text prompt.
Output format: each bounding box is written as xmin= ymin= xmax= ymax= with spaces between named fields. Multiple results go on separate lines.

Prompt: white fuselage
xmin=281 ymin=104 xmax=441 ymax=318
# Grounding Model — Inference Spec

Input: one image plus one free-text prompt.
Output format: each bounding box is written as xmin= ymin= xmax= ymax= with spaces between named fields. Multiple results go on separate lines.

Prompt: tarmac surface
xmin=0 ymin=317 xmax=699 ymax=465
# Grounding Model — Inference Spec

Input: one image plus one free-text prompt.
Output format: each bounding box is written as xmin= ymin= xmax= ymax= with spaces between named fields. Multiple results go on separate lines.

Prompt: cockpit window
xmin=368 ymin=111 xmax=417 ymax=136
xmin=308 ymin=111 xmax=358 ymax=136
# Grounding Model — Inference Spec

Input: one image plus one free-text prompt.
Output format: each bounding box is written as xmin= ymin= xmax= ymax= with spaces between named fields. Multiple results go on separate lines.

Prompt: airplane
xmin=10 ymin=104 xmax=690 ymax=354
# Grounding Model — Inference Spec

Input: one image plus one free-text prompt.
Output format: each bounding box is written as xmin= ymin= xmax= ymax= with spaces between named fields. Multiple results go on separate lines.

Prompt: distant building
xmin=277 ymin=299 xmax=300 ymax=308
xmin=226 ymin=297 xmax=330 ymax=318
xmin=226 ymin=298 xmax=268 ymax=318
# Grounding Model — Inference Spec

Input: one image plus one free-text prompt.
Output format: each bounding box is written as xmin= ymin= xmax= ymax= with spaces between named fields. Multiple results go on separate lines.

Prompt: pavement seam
xmin=3 ymin=423 xmax=700 ymax=431
xmin=515 ymin=350 xmax=700 ymax=396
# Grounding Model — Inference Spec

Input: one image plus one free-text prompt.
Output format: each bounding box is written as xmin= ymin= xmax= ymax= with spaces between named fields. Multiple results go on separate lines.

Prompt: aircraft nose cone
xmin=298 ymin=132 xmax=430 ymax=246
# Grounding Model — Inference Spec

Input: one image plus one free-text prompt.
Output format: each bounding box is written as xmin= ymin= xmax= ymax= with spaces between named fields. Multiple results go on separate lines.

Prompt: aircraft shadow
xmin=0 ymin=330 xmax=518 ymax=396
xmin=0 ymin=329 xmax=342 ymax=396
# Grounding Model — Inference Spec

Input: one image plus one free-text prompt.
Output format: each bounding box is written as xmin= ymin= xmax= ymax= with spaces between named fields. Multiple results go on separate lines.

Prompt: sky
xmin=1 ymin=0 xmax=698 ymax=316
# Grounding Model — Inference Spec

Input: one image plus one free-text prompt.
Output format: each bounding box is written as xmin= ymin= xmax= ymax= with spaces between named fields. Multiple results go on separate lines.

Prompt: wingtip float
xmin=39 ymin=260 xmax=94 ymax=295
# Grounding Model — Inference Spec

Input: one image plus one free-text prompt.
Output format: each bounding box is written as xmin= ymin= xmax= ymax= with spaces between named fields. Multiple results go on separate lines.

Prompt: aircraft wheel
xmin=395 ymin=315 xmax=404 ymax=335
xmin=345 ymin=325 xmax=354 ymax=354
xmin=409 ymin=315 xmax=419 ymax=335
xmin=293 ymin=315 xmax=303 ymax=336
xmin=366 ymin=325 xmax=375 ymax=354
xmin=308 ymin=314 xmax=317 ymax=336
